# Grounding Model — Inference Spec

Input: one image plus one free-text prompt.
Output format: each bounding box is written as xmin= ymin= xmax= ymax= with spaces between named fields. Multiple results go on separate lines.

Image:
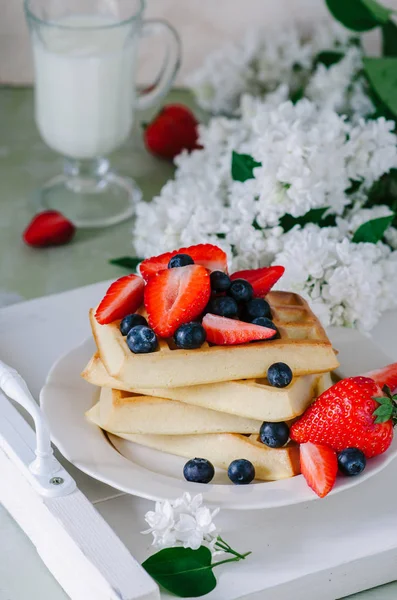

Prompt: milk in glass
xmin=33 ymin=15 xmax=137 ymax=159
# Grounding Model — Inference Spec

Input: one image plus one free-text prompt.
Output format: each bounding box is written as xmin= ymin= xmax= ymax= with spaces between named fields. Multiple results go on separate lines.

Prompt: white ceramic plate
xmin=40 ymin=335 xmax=397 ymax=510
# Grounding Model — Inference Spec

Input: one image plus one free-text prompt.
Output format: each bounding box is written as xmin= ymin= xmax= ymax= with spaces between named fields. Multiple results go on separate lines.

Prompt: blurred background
xmin=1 ymin=0 xmax=392 ymax=86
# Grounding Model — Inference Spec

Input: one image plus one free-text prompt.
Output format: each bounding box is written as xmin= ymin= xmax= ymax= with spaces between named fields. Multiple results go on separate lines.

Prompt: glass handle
xmin=136 ymin=19 xmax=181 ymax=111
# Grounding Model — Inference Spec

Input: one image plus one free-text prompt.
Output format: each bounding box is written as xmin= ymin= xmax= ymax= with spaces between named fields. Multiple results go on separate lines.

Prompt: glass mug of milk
xmin=24 ymin=0 xmax=181 ymax=228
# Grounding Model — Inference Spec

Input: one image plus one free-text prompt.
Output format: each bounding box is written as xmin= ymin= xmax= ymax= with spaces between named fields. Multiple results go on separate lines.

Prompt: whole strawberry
xmin=290 ymin=376 xmax=397 ymax=458
xmin=143 ymin=104 xmax=200 ymax=160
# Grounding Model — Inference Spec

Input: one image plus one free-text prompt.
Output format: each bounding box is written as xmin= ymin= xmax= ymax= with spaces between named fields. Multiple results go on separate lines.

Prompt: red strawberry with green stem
xmin=144 ymin=264 xmax=211 ymax=338
xmin=202 ymin=313 xmax=278 ymax=345
xmin=143 ymin=104 xmax=201 ymax=160
xmin=230 ymin=266 xmax=285 ymax=297
xmin=290 ymin=376 xmax=397 ymax=458
xmin=95 ymin=274 xmax=145 ymax=325
xmin=140 ymin=244 xmax=228 ymax=281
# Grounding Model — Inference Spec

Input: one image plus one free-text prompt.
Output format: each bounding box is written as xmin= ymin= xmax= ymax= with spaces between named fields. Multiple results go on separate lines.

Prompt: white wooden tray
xmin=0 ymin=280 xmax=397 ymax=600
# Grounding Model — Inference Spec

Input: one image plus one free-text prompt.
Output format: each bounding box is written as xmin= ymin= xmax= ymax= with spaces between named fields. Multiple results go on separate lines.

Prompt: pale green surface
xmin=0 ymin=86 xmax=193 ymax=300
xmin=0 ymin=86 xmax=396 ymax=599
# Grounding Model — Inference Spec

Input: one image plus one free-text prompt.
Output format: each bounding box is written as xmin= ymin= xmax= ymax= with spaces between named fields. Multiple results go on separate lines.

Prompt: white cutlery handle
xmin=0 ymin=360 xmax=58 ymax=477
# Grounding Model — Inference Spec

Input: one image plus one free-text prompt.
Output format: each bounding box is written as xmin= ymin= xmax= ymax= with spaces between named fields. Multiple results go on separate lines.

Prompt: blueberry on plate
xmin=207 ymin=296 xmax=238 ymax=318
xmin=243 ymin=298 xmax=271 ymax=321
xmin=252 ymin=317 xmax=279 ymax=337
xmin=228 ymin=459 xmax=255 ymax=485
xmin=210 ymin=270 xmax=231 ymax=292
xmin=168 ymin=253 xmax=194 ymax=268
xmin=228 ymin=279 xmax=254 ymax=303
xmin=183 ymin=458 xmax=215 ymax=484
xmin=259 ymin=421 xmax=290 ymax=448
xmin=174 ymin=322 xmax=206 ymax=349
xmin=126 ymin=325 xmax=158 ymax=354
xmin=337 ymin=448 xmax=366 ymax=476
xmin=267 ymin=362 xmax=292 ymax=388
xmin=119 ymin=313 xmax=148 ymax=336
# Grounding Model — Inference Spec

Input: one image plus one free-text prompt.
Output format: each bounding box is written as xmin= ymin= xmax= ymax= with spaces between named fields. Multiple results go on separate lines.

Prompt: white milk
xmin=33 ymin=15 xmax=138 ymax=159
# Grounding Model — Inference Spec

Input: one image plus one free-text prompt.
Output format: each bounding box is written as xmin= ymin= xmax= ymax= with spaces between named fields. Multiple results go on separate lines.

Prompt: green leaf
xmin=326 ymin=0 xmax=392 ymax=31
xmin=231 ymin=151 xmax=261 ymax=182
xmin=109 ymin=256 xmax=143 ymax=271
xmin=366 ymin=170 xmax=397 ymax=219
xmin=373 ymin=395 xmax=393 ymax=404
xmin=352 ymin=214 xmax=394 ymax=243
xmin=373 ymin=404 xmax=394 ymax=423
xmin=279 ymin=207 xmax=335 ymax=232
xmin=364 ymin=57 xmax=397 ymax=118
xmin=314 ymin=50 xmax=344 ymax=68
xmin=382 ymin=19 xmax=397 ymax=56
xmin=142 ymin=547 xmax=217 ymax=598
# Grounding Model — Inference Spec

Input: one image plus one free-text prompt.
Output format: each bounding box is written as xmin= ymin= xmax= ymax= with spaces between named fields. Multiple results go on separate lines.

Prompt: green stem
xmin=215 ymin=536 xmax=250 ymax=561
xmin=211 ymin=552 xmax=252 ymax=569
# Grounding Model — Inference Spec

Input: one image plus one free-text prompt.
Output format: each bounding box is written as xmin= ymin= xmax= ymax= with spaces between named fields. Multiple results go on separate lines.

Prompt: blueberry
xmin=207 ymin=296 xmax=238 ymax=318
xmin=210 ymin=271 xmax=231 ymax=292
xmin=183 ymin=458 xmax=215 ymax=484
xmin=228 ymin=459 xmax=255 ymax=485
xmin=126 ymin=325 xmax=158 ymax=354
xmin=168 ymin=253 xmax=194 ymax=268
xmin=259 ymin=421 xmax=290 ymax=448
xmin=252 ymin=317 xmax=279 ymax=338
xmin=119 ymin=313 xmax=148 ymax=336
xmin=243 ymin=298 xmax=271 ymax=321
xmin=174 ymin=322 xmax=206 ymax=349
xmin=228 ymin=279 xmax=253 ymax=302
xmin=267 ymin=362 xmax=292 ymax=388
xmin=337 ymin=448 xmax=366 ymax=477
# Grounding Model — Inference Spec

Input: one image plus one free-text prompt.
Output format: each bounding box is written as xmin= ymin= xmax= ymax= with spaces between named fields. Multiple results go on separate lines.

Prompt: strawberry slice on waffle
xmin=202 ymin=313 xmax=278 ymax=345
xmin=95 ymin=274 xmax=145 ymax=325
xmin=230 ymin=266 xmax=285 ymax=297
xmin=144 ymin=264 xmax=211 ymax=337
xmin=140 ymin=243 xmax=228 ymax=281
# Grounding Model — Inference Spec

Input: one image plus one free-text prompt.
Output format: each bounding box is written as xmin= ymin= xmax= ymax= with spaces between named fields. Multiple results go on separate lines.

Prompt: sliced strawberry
xmin=140 ymin=244 xmax=228 ymax=281
xmin=364 ymin=362 xmax=397 ymax=395
xmin=144 ymin=265 xmax=211 ymax=337
xmin=300 ymin=442 xmax=338 ymax=498
xmin=95 ymin=274 xmax=145 ymax=325
xmin=202 ymin=313 xmax=278 ymax=345
xmin=23 ymin=210 xmax=75 ymax=247
xmin=140 ymin=250 xmax=175 ymax=281
xmin=230 ymin=266 xmax=285 ymax=297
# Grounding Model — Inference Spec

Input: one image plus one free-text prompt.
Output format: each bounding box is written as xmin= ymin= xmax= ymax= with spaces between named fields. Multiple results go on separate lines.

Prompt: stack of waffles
xmin=82 ymin=291 xmax=339 ymax=482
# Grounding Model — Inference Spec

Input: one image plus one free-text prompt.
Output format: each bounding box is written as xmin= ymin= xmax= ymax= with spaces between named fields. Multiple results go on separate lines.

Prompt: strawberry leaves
xmin=373 ymin=385 xmax=397 ymax=424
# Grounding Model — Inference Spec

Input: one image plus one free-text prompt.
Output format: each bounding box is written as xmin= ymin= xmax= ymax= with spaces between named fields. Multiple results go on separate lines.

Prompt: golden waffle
xmin=86 ymin=387 xmax=263 ymax=435
xmin=110 ymin=429 xmax=300 ymax=482
xmin=89 ymin=291 xmax=339 ymax=389
xmin=82 ymin=354 xmax=333 ymax=422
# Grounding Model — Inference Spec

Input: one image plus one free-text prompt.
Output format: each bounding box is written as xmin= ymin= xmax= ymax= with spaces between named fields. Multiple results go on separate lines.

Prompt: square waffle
xmin=82 ymin=354 xmax=333 ymax=422
xmin=106 ymin=427 xmax=301 ymax=482
xmin=86 ymin=387 xmax=263 ymax=435
xmin=89 ymin=291 xmax=339 ymax=389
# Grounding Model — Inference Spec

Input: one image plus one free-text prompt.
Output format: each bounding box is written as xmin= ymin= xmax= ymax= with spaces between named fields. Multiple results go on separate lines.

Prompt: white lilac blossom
xmin=305 ymin=46 xmax=375 ymax=120
xmin=187 ymin=21 xmax=358 ymax=115
xmin=271 ymin=224 xmax=397 ymax=332
xmin=133 ymin=91 xmax=397 ymax=333
xmin=142 ymin=493 xmax=220 ymax=552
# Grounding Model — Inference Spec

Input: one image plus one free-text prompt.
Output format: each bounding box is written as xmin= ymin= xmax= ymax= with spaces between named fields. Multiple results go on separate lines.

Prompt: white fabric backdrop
xmin=1 ymin=0 xmax=391 ymax=86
